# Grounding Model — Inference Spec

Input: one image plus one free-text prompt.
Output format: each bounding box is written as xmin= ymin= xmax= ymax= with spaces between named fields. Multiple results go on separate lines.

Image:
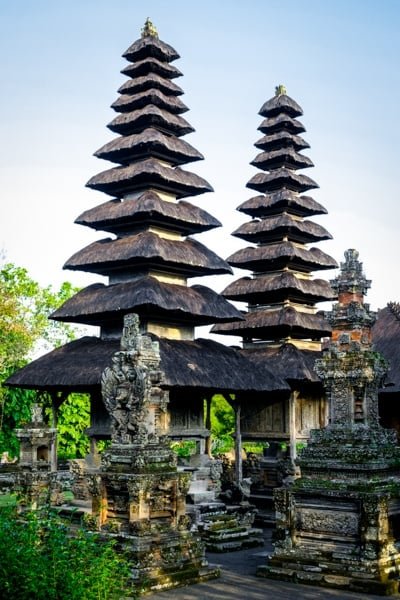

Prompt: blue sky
xmin=0 ymin=0 xmax=399 ymax=317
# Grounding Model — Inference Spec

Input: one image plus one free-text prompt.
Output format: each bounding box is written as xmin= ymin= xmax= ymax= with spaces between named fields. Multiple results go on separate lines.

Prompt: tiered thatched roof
xmin=7 ymin=21 xmax=256 ymax=397
xmin=213 ymin=87 xmax=337 ymax=345
xmin=61 ymin=22 xmax=242 ymax=331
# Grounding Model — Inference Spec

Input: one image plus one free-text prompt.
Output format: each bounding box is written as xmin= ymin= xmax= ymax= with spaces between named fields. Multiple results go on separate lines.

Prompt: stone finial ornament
xmin=274 ymin=84 xmax=287 ymax=96
xmin=141 ymin=17 xmax=158 ymax=38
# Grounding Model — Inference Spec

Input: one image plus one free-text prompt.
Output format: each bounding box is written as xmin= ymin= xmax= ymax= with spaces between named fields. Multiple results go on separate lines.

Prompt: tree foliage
xmin=0 ymin=262 xmax=82 ymax=457
xmin=210 ymin=394 xmax=235 ymax=453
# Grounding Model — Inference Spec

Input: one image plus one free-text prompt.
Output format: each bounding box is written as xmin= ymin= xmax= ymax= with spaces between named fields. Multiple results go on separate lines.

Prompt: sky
xmin=1 ymin=0 xmax=399 ymax=331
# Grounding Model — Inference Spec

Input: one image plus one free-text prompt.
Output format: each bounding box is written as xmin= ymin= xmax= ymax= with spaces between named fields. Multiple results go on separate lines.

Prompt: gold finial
xmin=275 ymin=84 xmax=287 ymax=96
xmin=141 ymin=17 xmax=158 ymax=38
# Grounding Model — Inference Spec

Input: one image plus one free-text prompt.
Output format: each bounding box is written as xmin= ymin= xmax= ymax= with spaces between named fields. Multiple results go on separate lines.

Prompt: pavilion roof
xmin=6 ymin=336 xmax=290 ymax=395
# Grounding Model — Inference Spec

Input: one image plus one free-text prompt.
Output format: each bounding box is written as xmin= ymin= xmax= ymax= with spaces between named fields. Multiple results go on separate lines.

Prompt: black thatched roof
xmin=6 ymin=336 xmax=290 ymax=394
xmin=86 ymin=158 xmax=213 ymax=199
xmin=259 ymin=94 xmax=303 ymax=119
xmin=121 ymin=56 xmax=182 ymax=79
xmin=258 ymin=113 xmax=305 ymax=135
xmin=222 ymin=273 xmax=335 ymax=304
xmin=51 ymin=277 xmax=243 ymax=327
xmin=227 ymin=242 xmax=337 ymax=273
xmin=247 ymin=167 xmax=319 ymax=194
xmin=232 ymin=215 xmax=332 ymax=244
xmin=64 ymin=231 xmax=232 ymax=277
xmin=5 ymin=337 xmax=121 ymax=392
xmin=107 ymin=105 xmax=194 ymax=136
xmin=118 ymin=73 xmax=183 ymax=97
xmin=255 ymin=131 xmax=310 ymax=152
xmin=241 ymin=342 xmax=322 ymax=384
xmin=75 ymin=191 xmax=220 ymax=235
xmin=237 ymin=191 xmax=327 ymax=218
xmin=212 ymin=306 xmax=331 ymax=339
xmin=211 ymin=306 xmax=332 ymax=340
xmin=123 ymin=35 xmax=180 ymax=63
xmin=372 ymin=304 xmax=400 ymax=393
xmin=251 ymin=148 xmax=314 ymax=171
xmin=94 ymin=128 xmax=203 ymax=166
xmin=111 ymin=89 xmax=188 ymax=114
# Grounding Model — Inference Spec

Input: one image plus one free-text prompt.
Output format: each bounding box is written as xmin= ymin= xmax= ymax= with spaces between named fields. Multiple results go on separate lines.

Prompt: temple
xmin=7 ymin=21 xmax=287 ymax=459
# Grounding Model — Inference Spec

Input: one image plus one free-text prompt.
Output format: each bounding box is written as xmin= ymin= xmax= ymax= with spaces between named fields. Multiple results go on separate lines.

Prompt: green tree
xmin=210 ymin=394 xmax=235 ymax=453
xmin=0 ymin=262 xmax=81 ymax=457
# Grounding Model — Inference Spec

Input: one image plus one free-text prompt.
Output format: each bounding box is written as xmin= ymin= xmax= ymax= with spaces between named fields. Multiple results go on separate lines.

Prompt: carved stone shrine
xmin=258 ymin=249 xmax=400 ymax=595
xmin=90 ymin=313 xmax=219 ymax=593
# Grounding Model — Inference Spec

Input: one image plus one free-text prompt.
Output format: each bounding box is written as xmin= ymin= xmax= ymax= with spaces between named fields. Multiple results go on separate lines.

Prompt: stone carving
xmin=297 ymin=508 xmax=359 ymax=535
xmin=101 ymin=317 xmax=147 ymax=444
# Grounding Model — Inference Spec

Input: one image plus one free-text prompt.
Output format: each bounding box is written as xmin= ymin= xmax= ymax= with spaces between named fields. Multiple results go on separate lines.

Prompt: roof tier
xmin=94 ymin=129 xmax=203 ymax=166
xmin=118 ymin=73 xmax=183 ymax=96
xmin=227 ymin=242 xmax=337 ymax=273
xmin=51 ymin=277 xmax=242 ymax=327
xmin=64 ymin=231 xmax=232 ymax=277
xmin=238 ymin=190 xmax=327 ymax=218
xmin=75 ymin=191 xmax=220 ymax=235
xmin=111 ymin=89 xmax=188 ymax=114
xmin=222 ymin=273 xmax=335 ymax=304
xmin=212 ymin=306 xmax=331 ymax=340
xmin=232 ymin=214 xmax=332 ymax=244
xmin=255 ymin=131 xmax=310 ymax=152
xmin=86 ymin=157 xmax=212 ymax=198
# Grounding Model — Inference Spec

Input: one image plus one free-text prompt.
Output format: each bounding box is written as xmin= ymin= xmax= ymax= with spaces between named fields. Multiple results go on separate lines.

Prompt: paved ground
xmin=153 ymin=530 xmax=398 ymax=600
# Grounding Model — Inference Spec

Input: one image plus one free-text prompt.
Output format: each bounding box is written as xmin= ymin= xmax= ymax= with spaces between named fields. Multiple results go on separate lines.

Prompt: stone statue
xmin=101 ymin=315 xmax=147 ymax=444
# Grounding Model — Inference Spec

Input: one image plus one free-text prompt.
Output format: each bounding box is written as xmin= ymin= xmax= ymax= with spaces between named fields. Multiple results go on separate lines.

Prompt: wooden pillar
xmin=289 ymin=391 xmax=298 ymax=464
xmin=234 ymin=398 xmax=242 ymax=485
xmin=205 ymin=396 xmax=212 ymax=457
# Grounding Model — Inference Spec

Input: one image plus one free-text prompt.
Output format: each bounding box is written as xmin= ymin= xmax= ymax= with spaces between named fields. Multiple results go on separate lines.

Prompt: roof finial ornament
xmin=141 ymin=17 xmax=158 ymax=39
xmin=275 ymin=84 xmax=287 ymax=96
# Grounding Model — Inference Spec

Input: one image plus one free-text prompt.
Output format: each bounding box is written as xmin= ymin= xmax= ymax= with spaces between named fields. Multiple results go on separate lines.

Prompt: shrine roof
xmin=118 ymin=73 xmax=183 ymax=96
xmin=222 ymin=273 xmax=335 ymax=304
xmin=372 ymin=303 xmax=400 ymax=393
xmin=51 ymin=278 xmax=243 ymax=327
xmin=237 ymin=191 xmax=327 ymax=218
xmin=123 ymin=35 xmax=180 ymax=63
xmin=247 ymin=167 xmax=319 ymax=194
xmin=94 ymin=128 xmax=203 ymax=166
xmin=75 ymin=191 xmax=220 ymax=235
xmin=232 ymin=214 xmax=332 ymax=244
xmin=212 ymin=306 xmax=331 ymax=339
xmin=64 ymin=232 xmax=232 ymax=277
xmin=227 ymin=242 xmax=338 ymax=273
xmin=241 ymin=342 xmax=322 ymax=384
xmin=86 ymin=158 xmax=212 ymax=198
xmin=111 ymin=89 xmax=188 ymax=114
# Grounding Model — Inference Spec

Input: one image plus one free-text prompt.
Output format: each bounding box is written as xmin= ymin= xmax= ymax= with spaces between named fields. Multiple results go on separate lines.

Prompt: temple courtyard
xmin=154 ymin=529 xmax=390 ymax=600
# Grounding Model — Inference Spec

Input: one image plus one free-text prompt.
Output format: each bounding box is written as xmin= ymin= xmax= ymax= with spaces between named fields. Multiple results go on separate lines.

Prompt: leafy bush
xmin=0 ymin=507 xmax=133 ymax=599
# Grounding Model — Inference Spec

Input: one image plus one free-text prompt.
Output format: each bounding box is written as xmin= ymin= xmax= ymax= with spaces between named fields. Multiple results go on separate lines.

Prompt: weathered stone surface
xmin=259 ymin=251 xmax=400 ymax=595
